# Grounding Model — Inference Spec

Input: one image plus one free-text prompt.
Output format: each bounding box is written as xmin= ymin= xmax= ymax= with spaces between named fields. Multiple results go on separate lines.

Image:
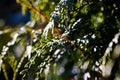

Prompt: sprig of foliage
xmin=0 ymin=0 xmax=120 ymax=80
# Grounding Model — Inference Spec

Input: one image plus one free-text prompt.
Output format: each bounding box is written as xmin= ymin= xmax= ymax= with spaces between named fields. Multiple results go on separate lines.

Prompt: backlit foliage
xmin=0 ymin=0 xmax=120 ymax=80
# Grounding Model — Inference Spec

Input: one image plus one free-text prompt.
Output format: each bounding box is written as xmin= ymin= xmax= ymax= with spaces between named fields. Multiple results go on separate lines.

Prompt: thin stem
xmin=2 ymin=63 xmax=8 ymax=80
xmin=28 ymin=0 xmax=49 ymax=22
xmin=17 ymin=0 xmax=49 ymax=22
xmin=13 ymin=53 xmax=27 ymax=80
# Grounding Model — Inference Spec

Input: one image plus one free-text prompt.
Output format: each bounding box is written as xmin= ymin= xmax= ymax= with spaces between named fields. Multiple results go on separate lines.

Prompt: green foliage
xmin=0 ymin=0 xmax=120 ymax=80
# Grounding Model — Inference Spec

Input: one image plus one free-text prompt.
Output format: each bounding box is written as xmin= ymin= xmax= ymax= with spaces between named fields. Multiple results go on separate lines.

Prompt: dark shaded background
xmin=0 ymin=0 xmax=30 ymax=26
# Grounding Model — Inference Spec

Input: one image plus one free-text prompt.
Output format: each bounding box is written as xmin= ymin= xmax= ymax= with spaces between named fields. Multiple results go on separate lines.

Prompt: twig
xmin=13 ymin=53 xmax=27 ymax=80
xmin=17 ymin=0 xmax=49 ymax=22
xmin=28 ymin=0 xmax=49 ymax=22
xmin=2 ymin=63 xmax=8 ymax=80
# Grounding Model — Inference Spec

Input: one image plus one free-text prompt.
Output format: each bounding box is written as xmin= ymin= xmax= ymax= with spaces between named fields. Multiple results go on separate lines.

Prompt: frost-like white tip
xmin=26 ymin=45 xmax=32 ymax=59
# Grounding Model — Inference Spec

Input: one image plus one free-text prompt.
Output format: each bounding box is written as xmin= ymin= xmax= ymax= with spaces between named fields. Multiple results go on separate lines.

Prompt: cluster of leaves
xmin=0 ymin=0 xmax=120 ymax=80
